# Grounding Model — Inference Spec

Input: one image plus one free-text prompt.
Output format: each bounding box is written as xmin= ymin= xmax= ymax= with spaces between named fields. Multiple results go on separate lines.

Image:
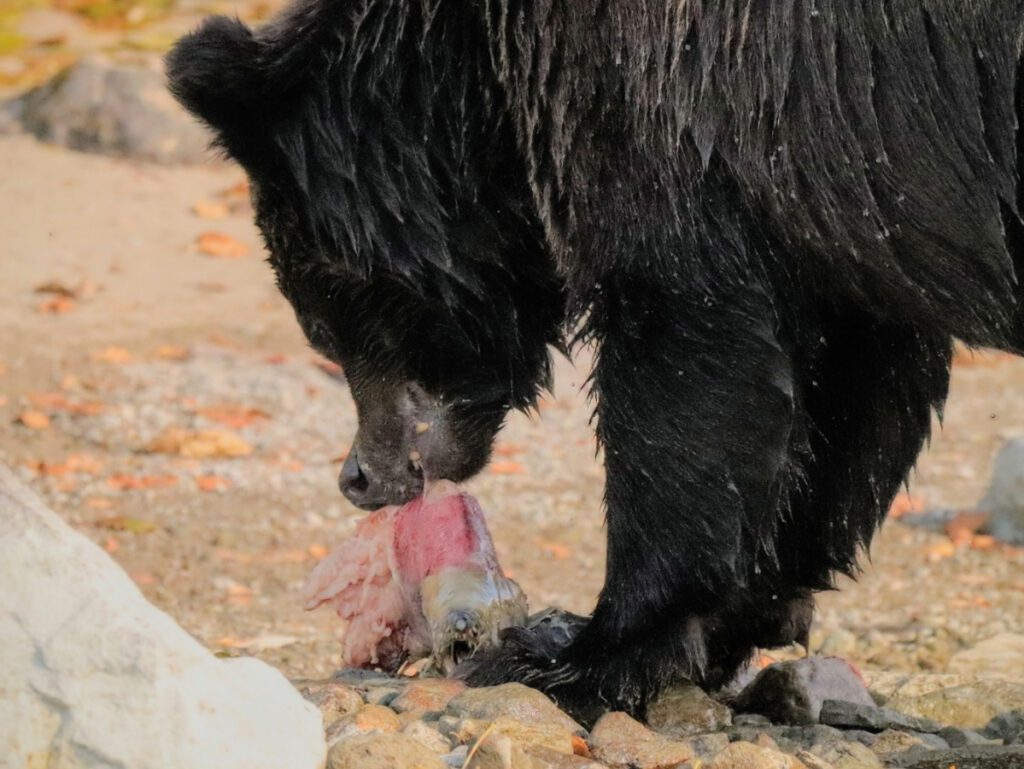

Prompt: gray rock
xmin=980 ymin=439 xmax=1024 ymax=544
xmin=734 ymin=714 xmax=774 ymax=728
xmin=818 ymin=700 xmax=943 ymax=734
xmin=732 ymin=657 xmax=876 ymax=725
xmin=5 ymin=54 xmax=212 ymax=164
xmin=938 ymin=726 xmax=1001 ymax=748
xmin=683 ymin=732 xmax=731 ymax=761
xmin=983 ymin=711 xmax=1024 ymax=744
xmin=894 ymin=745 xmax=1024 ymax=768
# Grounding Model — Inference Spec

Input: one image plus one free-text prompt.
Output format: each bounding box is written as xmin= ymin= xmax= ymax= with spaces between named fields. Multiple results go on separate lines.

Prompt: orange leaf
xmin=147 ymin=427 xmax=253 ymax=459
xmin=192 ymin=200 xmax=230 ymax=219
xmin=196 ymin=474 xmax=232 ymax=492
xmin=131 ymin=572 xmax=157 ymax=586
xmin=926 ymin=540 xmax=958 ymax=562
xmin=308 ymin=543 xmax=328 ymax=560
xmin=494 ymin=443 xmax=526 ymax=457
xmin=219 ymin=180 xmax=250 ymax=200
xmin=196 ymin=405 xmax=270 ymax=429
xmin=263 ymin=353 xmax=288 ymax=365
xmin=197 ymin=231 xmax=249 ymax=258
xmin=945 ymin=511 xmax=990 ymax=546
xmin=106 ymin=473 xmax=178 ymax=491
xmin=155 ymin=345 xmax=191 ymax=360
xmin=572 ymin=736 xmax=591 ymax=758
xmin=971 ymin=534 xmax=998 ymax=551
xmin=91 ymin=346 xmax=134 ymax=364
xmin=104 ymin=537 xmax=120 ymax=554
xmin=27 ymin=391 xmax=104 ymax=416
xmin=490 ymin=461 xmax=526 ymax=475
xmin=18 ymin=410 xmax=50 ymax=430
xmin=889 ymin=492 xmax=925 ymax=519
xmin=537 ymin=540 xmax=571 ymax=559
xmin=35 ymin=296 xmax=76 ymax=314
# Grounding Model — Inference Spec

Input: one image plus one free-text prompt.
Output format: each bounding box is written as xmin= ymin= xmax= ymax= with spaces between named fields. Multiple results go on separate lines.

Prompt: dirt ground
xmin=3 ymin=52 xmax=1024 ymax=682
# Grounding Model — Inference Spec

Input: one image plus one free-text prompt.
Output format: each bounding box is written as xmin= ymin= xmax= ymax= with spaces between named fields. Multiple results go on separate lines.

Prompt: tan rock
xmin=326 ymin=703 xmax=402 ymax=745
xmin=948 ymin=634 xmax=1024 ymax=683
xmin=868 ymin=729 xmax=933 ymax=756
xmin=456 ymin=715 xmax=576 ymax=755
xmin=647 ymin=682 xmax=732 ymax=737
xmin=447 ymin=683 xmax=584 ymax=734
xmin=298 ymin=681 xmax=364 ymax=725
xmin=327 ymin=732 xmax=448 ymax=769
xmin=886 ymin=679 xmax=1024 ymax=729
xmin=707 ymin=741 xmax=806 ymax=769
xmin=392 ymin=678 xmax=468 ymax=713
xmin=401 ymin=719 xmax=452 ymax=753
xmin=807 ymin=740 xmax=882 ymax=769
xmin=589 ymin=711 xmax=692 ymax=768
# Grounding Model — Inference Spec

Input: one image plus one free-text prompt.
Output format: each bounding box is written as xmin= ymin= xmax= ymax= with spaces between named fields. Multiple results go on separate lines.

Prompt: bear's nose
xmin=339 ymin=451 xmax=378 ymax=509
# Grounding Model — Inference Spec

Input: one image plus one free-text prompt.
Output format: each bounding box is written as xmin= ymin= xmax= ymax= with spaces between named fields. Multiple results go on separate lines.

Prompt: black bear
xmin=168 ymin=1 xmax=1024 ymax=723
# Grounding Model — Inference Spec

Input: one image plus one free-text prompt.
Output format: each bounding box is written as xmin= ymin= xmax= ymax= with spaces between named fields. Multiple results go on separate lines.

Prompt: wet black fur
xmin=169 ymin=1 xmax=1024 ymax=724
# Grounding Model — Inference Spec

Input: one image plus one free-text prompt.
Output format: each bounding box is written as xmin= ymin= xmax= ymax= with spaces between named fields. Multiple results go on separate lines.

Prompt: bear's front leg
xmin=464 ymin=274 xmax=798 ymax=724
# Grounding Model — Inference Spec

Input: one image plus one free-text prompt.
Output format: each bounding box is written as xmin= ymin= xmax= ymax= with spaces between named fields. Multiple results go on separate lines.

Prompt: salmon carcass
xmin=301 ymin=480 xmax=527 ymax=674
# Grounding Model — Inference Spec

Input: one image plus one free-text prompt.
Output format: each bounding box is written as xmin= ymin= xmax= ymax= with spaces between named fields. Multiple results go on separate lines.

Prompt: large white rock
xmin=0 ymin=465 xmax=326 ymax=769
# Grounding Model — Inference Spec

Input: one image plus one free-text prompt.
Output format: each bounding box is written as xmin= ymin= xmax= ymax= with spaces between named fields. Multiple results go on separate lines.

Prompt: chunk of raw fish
xmin=301 ymin=481 xmax=527 ymax=673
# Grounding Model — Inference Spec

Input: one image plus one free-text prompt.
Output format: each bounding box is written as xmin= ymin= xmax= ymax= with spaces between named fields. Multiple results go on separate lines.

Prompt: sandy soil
xmin=2 ymin=126 xmax=1024 ymax=683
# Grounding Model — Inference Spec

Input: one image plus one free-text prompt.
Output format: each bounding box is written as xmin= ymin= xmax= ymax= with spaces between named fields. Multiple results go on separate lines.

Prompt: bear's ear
xmin=166 ymin=16 xmax=262 ymax=149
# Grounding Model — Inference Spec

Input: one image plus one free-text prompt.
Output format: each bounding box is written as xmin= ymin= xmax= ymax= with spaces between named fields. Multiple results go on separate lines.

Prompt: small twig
xmin=461 ymin=721 xmax=498 ymax=769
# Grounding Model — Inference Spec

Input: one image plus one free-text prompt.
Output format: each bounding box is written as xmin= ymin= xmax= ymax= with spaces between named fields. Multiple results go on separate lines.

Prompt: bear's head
xmin=166 ymin=8 xmax=564 ymax=508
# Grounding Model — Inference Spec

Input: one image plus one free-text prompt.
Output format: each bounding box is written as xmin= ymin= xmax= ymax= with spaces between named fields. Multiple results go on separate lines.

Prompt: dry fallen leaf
xmin=91 ymin=346 xmax=134 ymax=364
xmin=888 ymin=492 xmax=925 ymax=519
xmin=490 ymin=461 xmax=526 ymax=475
xmin=572 ymin=736 xmax=591 ymax=758
xmin=196 ymin=405 xmax=270 ymax=429
xmin=926 ymin=539 xmax=958 ymax=562
xmin=18 ymin=410 xmax=51 ymax=430
xmin=29 ymin=452 xmax=105 ymax=476
xmin=148 ymin=427 xmax=253 ymax=459
xmin=104 ymin=537 xmax=120 ymax=554
xmin=494 ymin=443 xmax=526 ymax=457
xmin=537 ymin=540 xmax=572 ymax=559
xmin=192 ymin=200 xmax=230 ymax=219
xmin=27 ymin=391 xmax=104 ymax=416
xmin=308 ymin=543 xmax=328 ymax=560
xmin=197 ymin=231 xmax=249 ymax=258
xmin=945 ymin=511 xmax=990 ymax=546
xmin=94 ymin=516 xmax=157 ymax=534
xmin=219 ymin=180 xmax=250 ymax=201
xmin=155 ymin=345 xmax=191 ymax=360
xmin=35 ymin=296 xmax=76 ymax=314
xmin=34 ymin=278 xmax=98 ymax=299
xmin=196 ymin=474 xmax=232 ymax=492
xmin=106 ymin=473 xmax=178 ymax=491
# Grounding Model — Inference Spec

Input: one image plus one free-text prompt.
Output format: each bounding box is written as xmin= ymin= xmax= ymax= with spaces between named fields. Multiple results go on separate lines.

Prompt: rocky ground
xmin=2 ymin=2 xmax=1024 ymax=767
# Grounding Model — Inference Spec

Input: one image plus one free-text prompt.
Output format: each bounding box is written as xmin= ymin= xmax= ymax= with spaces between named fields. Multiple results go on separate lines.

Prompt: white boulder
xmin=0 ymin=465 xmax=326 ymax=769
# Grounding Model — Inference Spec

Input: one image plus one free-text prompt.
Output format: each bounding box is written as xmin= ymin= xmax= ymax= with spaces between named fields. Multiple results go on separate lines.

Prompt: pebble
xmin=401 ymin=719 xmax=453 ymax=753
xmin=805 ymin=739 xmax=883 ymax=769
xmin=326 ymin=732 xmax=449 ymax=769
xmin=297 ymin=680 xmax=364 ymax=725
xmin=706 ymin=741 xmax=806 ymax=769
xmin=732 ymin=657 xmax=876 ymax=725
xmin=453 ymin=715 xmax=576 ymax=756
xmin=325 ymin=704 xmax=400 ymax=746
xmin=392 ymin=678 xmax=467 ymax=714
xmin=588 ymin=711 xmax=693 ymax=768
xmin=646 ymin=681 xmax=733 ymax=737
xmin=869 ymin=729 xmax=948 ymax=756
xmin=446 ymin=683 xmax=585 ymax=735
